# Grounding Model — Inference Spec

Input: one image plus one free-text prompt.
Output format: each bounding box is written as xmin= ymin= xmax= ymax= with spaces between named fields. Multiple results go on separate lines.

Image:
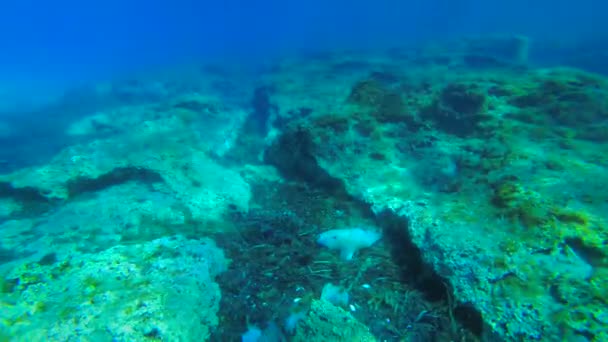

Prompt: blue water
xmin=1 ymin=0 xmax=606 ymax=109
xmin=1 ymin=1 xmax=608 ymax=341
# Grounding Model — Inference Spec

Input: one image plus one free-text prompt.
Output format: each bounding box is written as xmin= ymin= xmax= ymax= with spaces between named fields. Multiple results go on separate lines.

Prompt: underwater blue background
xmin=1 ymin=0 xmax=606 ymax=111
xmin=1 ymin=2 xmax=608 ymax=341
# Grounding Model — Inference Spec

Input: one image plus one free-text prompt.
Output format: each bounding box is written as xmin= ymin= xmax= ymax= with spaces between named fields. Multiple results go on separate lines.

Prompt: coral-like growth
xmin=508 ymin=70 xmax=608 ymax=141
xmin=422 ymin=83 xmax=488 ymax=136
xmin=347 ymin=79 xmax=386 ymax=107
xmin=375 ymin=92 xmax=409 ymax=123
xmin=441 ymin=84 xmax=486 ymax=115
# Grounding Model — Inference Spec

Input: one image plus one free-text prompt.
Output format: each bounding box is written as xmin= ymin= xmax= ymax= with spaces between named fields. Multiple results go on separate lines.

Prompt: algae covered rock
xmin=507 ymin=69 xmax=608 ymax=140
xmin=375 ymin=91 xmax=409 ymax=123
xmin=347 ymin=79 xmax=386 ymax=107
xmin=293 ymin=300 xmax=376 ymax=342
xmin=422 ymin=83 xmax=489 ymax=136
xmin=262 ymin=51 xmax=608 ymax=341
xmin=346 ymin=77 xmax=417 ymax=125
xmin=1 ymin=236 xmax=228 ymax=341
